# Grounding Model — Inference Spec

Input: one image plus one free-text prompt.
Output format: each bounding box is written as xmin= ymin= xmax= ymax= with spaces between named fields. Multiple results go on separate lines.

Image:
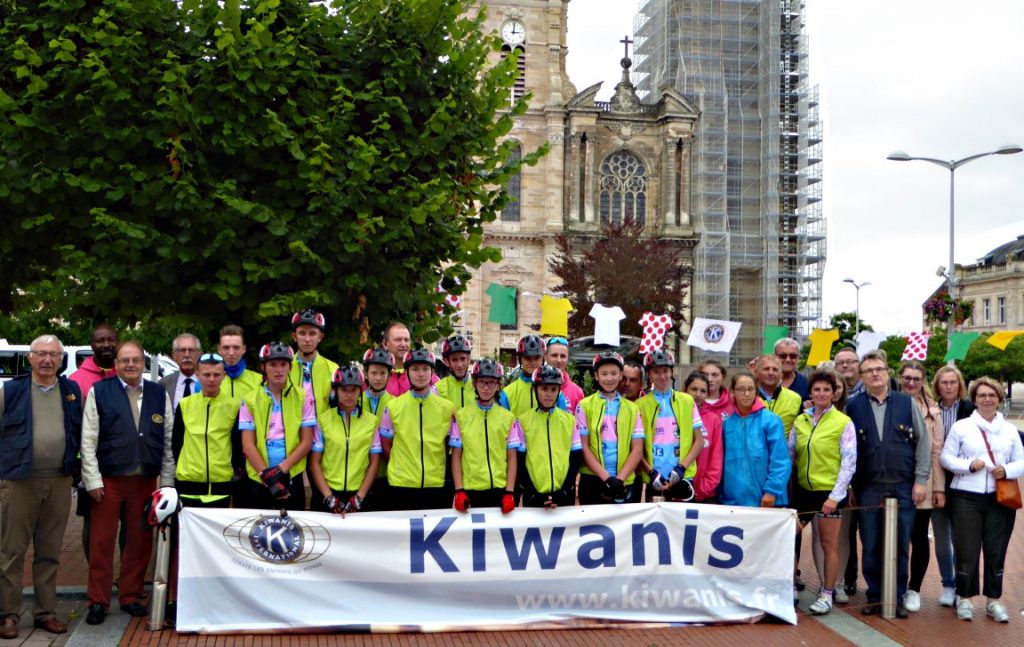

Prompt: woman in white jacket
xmin=940 ymin=377 xmax=1024 ymax=623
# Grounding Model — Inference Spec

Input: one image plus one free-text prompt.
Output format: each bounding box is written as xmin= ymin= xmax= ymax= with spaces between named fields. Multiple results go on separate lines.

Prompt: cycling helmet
xmin=403 ymin=348 xmax=437 ymax=368
xmin=644 ymin=349 xmax=675 ymax=369
xmin=362 ymin=347 xmax=395 ymax=369
xmin=592 ymin=351 xmax=624 ymax=372
xmin=441 ymin=334 xmax=473 ymax=357
xmin=144 ymin=487 xmax=182 ymax=528
xmin=291 ymin=308 xmax=326 ymax=331
xmin=332 ymin=364 xmax=365 ymax=388
xmin=516 ymin=334 xmax=546 ymax=358
xmin=532 ymin=364 xmax=564 ymax=386
xmin=471 ymin=359 xmax=504 ymax=381
xmin=258 ymin=342 xmax=294 ymax=363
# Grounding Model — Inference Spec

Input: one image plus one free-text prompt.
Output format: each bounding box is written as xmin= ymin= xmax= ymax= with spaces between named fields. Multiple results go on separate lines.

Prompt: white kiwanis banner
xmin=687 ymin=317 xmax=742 ymax=353
xmin=177 ymin=503 xmax=797 ymax=632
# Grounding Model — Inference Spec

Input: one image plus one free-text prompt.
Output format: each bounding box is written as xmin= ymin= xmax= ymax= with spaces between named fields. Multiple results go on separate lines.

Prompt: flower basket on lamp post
xmin=923 ymin=293 xmax=973 ymax=330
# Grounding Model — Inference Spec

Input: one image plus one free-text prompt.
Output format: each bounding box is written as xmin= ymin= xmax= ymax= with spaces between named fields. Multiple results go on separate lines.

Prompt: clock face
xmin=501 ymin=20 xmax=526 ymax=46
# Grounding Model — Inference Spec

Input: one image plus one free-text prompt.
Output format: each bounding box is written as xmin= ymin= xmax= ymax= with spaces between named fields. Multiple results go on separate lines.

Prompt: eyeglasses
xmin=860 ymin=367 xmax=887 ymax=376
xmin=900 ymin=375 xmax=922 ymax=383
xmin=198 ymin=352 xmax=224 ymax=364
xmin=835 ymin=359 xmax=858 ymax=367
xmin=776 ymin=353 xmax=799 ymax=360
xmin=174 ymin=347 xmax=200 ymax=354
xmin=117 ymin=357 xmax=143 ymax=365
xmin=733 ymin=386 xmax=757 ymax=394
xmin=30 ymin=350 xmax=62 ymax=359
xmin=546 ymin=337 xmax=569 ymax=346
xmin=975 ymin=392 xmax=1000 ymax=399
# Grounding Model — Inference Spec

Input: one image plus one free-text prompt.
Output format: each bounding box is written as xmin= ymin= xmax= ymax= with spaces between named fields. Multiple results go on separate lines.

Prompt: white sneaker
xmin=808 ymin=594 xmax=833 ymax=615
xmin=957 ymin=598 xmax=973 ymax=621
xmin=903 ymin=590 xmax=921 ymax=612
xmin=939 ymin=587 xmax=956 ymax=607
xmin=833 ymin=587 xmax=849 ymax=604
xmin=987 ymin=600 xmax=1009 ymax=623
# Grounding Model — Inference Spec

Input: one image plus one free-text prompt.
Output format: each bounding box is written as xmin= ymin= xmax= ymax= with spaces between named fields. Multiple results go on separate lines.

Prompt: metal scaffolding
xmin=634 ymin=0 xmax=825 ymax=358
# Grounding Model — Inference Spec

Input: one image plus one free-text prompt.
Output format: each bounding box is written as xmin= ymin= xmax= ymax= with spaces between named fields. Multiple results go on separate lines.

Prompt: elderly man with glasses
xmin=160 ymin=333 xmax=203 ymax=410
xmin=774 ymin=337 xmax=809 ymax=401
xmin=0 ymin=335 xmax=83 ymax=639
xmin=80 ymin=341 xmax=175 ymax=626
xmin=845 ymin=350 xmax=931 ymax=619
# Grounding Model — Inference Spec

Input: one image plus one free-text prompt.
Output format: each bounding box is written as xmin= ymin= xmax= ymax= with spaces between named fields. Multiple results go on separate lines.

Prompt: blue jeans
xmin=856 ymin=481 xmax=915 ymax=602
xmin=930 ymin=506 xmax=956 ymax=588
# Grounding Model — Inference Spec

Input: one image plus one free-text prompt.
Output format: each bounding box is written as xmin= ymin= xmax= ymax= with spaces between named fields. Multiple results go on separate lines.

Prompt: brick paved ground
xmin=12 ymin=486 xmax=1024 ymax=646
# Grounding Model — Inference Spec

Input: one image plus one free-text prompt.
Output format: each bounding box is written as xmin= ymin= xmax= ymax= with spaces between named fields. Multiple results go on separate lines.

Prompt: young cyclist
xmin=379 ymin=349 xmax=457 ymax=510
xmin=517 ymin=365 xmax=583 ymax=509
xmin=636 ymin=350 xmax=705 ymax=502
xmin=309 ymin=365 xmax=381 ymax=514
xmin=576 ymin=351 xmax=645 ymax=505
xmin=450 ymin=360 xmax=522 ymax=513
xmin=359 ymin=347 xmax=395 ymax=511
xmin=502 ymin=335 xmax=568 ymax=415
xmin=172 ymin=353 xmax=242 ymax=507
xmin=238 ymin=342 xmax=316 ymax=511
xmin=217 ymin=325 xmax=262 ymax=398
xmin=289 ymin=309 xmax=340 ymax=414
xmin=436 ymin=334 xmax=474 ymax=409
xmin=544 ymin=336 xmax=585 ymax=411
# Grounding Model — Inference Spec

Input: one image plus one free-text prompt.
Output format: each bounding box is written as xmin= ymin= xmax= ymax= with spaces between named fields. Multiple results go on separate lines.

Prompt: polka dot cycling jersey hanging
xmin=639 ymin=312 xmax=673 ymax=354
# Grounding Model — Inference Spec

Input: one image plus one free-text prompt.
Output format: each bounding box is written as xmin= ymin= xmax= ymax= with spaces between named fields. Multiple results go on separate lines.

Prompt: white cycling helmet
xmin=144 ymin=487 xmax=182 ymax=527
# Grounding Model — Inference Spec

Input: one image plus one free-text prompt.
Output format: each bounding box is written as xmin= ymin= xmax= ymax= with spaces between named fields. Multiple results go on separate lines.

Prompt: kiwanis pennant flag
xmin=687 ymin=318 xmax=742 ymax=353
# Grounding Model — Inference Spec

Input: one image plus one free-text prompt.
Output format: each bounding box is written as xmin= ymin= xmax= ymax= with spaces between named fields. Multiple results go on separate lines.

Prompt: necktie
xmin=182 ymin=377 xmax=193 ymax=402
xmin=126 ymin=388 xmax=142 ymax=429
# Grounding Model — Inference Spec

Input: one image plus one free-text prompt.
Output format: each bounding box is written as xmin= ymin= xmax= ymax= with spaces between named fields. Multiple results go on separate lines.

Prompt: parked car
xmin=568 ymin=335 xmax=643 ymax=373
xmin=0 ymin=340 xmax=175 ymax=383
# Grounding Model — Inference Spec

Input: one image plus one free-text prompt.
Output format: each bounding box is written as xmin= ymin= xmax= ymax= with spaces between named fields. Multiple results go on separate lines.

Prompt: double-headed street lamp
xmin=887 ymin=144 xmax=1023 ymax=350
xmin=842 ymin=278 xmax=870 ymax=337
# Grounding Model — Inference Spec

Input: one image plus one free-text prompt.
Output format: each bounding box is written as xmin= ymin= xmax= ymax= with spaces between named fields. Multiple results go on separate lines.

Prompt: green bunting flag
xmin=762 ymin=326 xmax=789 ymax=355
xmin=944 ymin=331 xmax=980 ymax=363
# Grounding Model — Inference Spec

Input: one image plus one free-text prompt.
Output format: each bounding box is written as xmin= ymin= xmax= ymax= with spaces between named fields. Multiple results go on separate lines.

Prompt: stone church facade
xmin=459 ymin=1 xmax=700 ymax=363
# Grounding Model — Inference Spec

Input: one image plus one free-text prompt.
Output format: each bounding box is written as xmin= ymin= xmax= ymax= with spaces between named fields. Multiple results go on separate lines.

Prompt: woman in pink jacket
xmin=684 ymin=371 xmax=723 ymax=502
xmin=544 ymin=337 xmax=584 ymax=411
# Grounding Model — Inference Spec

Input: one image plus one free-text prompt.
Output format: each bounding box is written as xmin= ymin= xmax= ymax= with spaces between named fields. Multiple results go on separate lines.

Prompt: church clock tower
xmin=461 ymin=2 xmax=700 ymax=365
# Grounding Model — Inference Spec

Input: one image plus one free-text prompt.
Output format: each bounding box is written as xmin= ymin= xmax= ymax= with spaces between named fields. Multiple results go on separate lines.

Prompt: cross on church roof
xmin=620 ymin=35 xmax=633 ymax=60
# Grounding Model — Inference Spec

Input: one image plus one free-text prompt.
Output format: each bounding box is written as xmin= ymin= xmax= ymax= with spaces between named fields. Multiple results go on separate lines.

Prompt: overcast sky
xmin=564 ymin=0 xmax=1024 ymax=336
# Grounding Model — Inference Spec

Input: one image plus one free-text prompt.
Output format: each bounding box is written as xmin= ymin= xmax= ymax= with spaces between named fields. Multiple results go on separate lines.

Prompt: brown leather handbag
xmin=980 ymin=428 xmax=1023 ymax=509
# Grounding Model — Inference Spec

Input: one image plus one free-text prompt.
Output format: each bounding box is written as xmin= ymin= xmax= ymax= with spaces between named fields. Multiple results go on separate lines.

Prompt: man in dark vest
xmin=845 ymin=350 xmax=930 ymax=618
xmin=79 ymin=340 xmax=175 ymax=625
xmin=0 ymin=335 xmax=82 ymax=639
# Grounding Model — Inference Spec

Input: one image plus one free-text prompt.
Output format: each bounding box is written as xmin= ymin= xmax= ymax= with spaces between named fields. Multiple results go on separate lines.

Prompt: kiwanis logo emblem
xmin=703 ymin=324 xmax=725 ymax=344
xmin=223 ymin=512 xmax=331 ymax=564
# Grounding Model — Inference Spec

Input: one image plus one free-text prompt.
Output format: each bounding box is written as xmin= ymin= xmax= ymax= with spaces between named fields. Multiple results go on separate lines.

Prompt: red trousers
xmin=87 ymin=476 xmax=155 ymax=609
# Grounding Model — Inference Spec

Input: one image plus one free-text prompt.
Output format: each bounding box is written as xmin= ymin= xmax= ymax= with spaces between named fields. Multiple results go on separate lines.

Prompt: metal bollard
xmin=881 ymin=497 xmax=898 ymax=619
xmin=147 ymin=526 xmax=171 ymax=631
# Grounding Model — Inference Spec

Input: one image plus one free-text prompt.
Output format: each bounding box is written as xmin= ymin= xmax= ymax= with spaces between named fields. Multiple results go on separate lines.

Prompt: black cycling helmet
xmin=644 ymin=349 xmax=675 ymax=369
xmin=291 ymin=308 xmax=326 ymax=331
xmin=403 ymin=348 xmax=437 ymax=368
xmin=516 ymin=334 xmax=546 ymax=358
xmin=332 ymin=365 xmax=364 ymax=388
xmin=362 ymin=347 xmax=395 ymax=369
xmin=531 ymin=364 xmax=564 ymax=386
xmin=258 ymin=342 xmax=294 ymax=363
xmin=592 ymin=351 xmax=624 ymax=372
xmin=441 ymin=334 xmax=473 ymax=357
xmin=471 ymin=359 xmax=504 ymax=381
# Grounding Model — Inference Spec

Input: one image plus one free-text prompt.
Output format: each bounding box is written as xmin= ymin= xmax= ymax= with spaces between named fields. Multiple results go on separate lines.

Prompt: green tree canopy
xmin=1 ymin=0 xmax=540 ymax=357
xmin=827 ymin=311 xmax=873 ymax=349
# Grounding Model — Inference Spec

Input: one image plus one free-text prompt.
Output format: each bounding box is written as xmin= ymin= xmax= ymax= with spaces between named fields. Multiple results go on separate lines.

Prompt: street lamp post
xmin=843 ymin=278 xmax=870 ymax=338
xmin=887 ymin=144 xmax=1023 ymax=351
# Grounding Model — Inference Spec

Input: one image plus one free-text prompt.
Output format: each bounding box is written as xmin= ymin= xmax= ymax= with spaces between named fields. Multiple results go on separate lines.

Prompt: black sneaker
xmin=85 ymin=604 xmax=106 ymax=625
xmin=844 ymin=583 xmax=857 ymax=596
xmin=895 ymin=603 xmax=909 ymax=619
xmin=165 ymin=601 xmax=177 ymax=627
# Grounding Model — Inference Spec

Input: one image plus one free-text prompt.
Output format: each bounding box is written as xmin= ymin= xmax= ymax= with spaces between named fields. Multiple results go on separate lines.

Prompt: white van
xmin=0 ymin=340 xmax=174 ymax=383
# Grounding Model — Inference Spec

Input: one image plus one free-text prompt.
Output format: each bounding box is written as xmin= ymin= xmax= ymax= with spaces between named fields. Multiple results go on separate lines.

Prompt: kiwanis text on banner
xmin=177 ymin=503 xmax=797 ymax=632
